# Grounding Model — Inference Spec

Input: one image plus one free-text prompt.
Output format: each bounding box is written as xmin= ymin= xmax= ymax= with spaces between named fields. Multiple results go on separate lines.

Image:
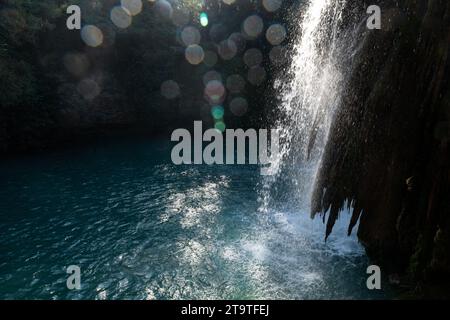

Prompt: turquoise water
xmin=0 ymin=138 xmax=389 ymax=299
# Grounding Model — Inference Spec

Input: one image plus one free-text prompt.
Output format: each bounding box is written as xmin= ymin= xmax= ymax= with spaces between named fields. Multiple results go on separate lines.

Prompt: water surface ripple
xmin=0 ymin=140 xmax=389 ymax=299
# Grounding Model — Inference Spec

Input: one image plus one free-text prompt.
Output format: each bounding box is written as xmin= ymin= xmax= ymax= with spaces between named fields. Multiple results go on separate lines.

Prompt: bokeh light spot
xmin=161 ymin=80 xmax=180 ymax=99
xmin=215 ymin=121 xmax=226 ymax=132
xmin=77 ymin=79 xmax=101 ymax=100
xmin=228 ymin=32 xmax=246 ymax=53
xmin=263 ymin=0 xmax=283 ymax=12
xmin=154 ymin=0 xmax=173 ymax=20
xmin=203 ymin=70 xmax=223 ymax=86
xmin=200 ymin=12 xmax=209 ymax=27
xmin=218 ymin=39 xmax=237 ymax=61
xmin=269 ymin=46 xmax=286 ymax=65
xmin=185 ymin=44 xmax=205 ymax=65
xmin=226 ymin=74 xmax=246 ymax=93
xmin=81 ymin=25 xmax=103 ymax=47
xmin=211 ymin=105 xmax=225 ymax=120
xmin=97 ymin=23 xmax=116 ymax=47
xmin=230 ymin=97 xmax=249 ymax=116
xmin=203 ymin=50 xmax=218 ymax=67
xmin=63 ymin=53 xmax=90 ymax=78
xmin=247 ymin=66 xmax=266 ymax=86
xmin=110 ymin=6 xmax=132 ymax=29
xmin=242 ymin=15 xmax=264 ymax=39
xmin=181 ymin=26 xmax=201 ymax=46
xmin=243 ymin=48 xmax=263 ymax=67
xmin=171 ymin=9 xmax=190 ymax=27
xmin=204 ymin=80 xmax=226 ymax=105
xmin=121 ymin=0 xmax=142 ymax=16
xmin=209 ymin=23 xmax=227 ymax=42
xmin=266 ymin=24 xmax=287 ymax=45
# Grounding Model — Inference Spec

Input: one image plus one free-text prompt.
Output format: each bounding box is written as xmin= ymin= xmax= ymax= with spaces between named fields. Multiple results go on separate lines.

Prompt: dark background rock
xmin=0 ymin=0 xmax=295 ymax=154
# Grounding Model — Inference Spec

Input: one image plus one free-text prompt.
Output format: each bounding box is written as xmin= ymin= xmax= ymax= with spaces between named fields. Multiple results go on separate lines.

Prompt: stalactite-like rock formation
xmin=312 ymin=0 xmax=449 ymax=292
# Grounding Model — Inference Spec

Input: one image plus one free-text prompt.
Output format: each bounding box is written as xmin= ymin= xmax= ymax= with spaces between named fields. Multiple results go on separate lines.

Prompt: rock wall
xmin=311 ymin=0 xmax=449 ymax=295
xmin=0 ymin=0 xmax=277 ymax=154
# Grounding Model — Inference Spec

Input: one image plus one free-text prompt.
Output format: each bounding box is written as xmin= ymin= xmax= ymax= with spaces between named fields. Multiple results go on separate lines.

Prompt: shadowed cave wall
xmin=311 ymin=0 xmax=449 ymax=295
xmin=0 ymin=0 xmax=297 ymax=154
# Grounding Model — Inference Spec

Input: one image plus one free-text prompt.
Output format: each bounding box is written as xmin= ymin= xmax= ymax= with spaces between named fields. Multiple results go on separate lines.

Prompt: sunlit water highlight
xmin=0 ymin=139 xmax=389 ymax=299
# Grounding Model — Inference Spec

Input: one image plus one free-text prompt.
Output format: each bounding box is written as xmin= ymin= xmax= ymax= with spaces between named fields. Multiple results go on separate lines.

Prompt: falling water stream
xmin=0 ymin=1 xmax=390 ymax=299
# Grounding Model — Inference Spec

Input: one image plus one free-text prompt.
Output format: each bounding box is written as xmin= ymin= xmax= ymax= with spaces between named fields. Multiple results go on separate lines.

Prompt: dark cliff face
xmin=0 ymin=0 xmax=294 ymax=154
xmin=312 ymin=0 xmax=449 ymax=293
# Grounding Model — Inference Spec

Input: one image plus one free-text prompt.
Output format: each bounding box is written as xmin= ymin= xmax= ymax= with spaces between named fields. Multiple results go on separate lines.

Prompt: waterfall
xmin=260 ymin=0 xmax=364 ymax=227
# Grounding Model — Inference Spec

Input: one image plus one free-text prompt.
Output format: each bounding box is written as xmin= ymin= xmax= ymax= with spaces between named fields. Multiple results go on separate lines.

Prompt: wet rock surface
xmin=312 ymin=0 xmax=449 ymax=297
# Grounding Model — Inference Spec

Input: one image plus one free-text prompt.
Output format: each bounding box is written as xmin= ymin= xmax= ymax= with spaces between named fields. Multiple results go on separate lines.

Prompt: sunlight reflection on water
xmin=0 ymin=140 xmax=390 ymax=299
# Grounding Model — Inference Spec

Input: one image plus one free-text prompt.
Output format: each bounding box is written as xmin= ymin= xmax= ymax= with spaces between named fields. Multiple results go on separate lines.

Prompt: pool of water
xmin=0 ymin=138 xmax=390 ymax=299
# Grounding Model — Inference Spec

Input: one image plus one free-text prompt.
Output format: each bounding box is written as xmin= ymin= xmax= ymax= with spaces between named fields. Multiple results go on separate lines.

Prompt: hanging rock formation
xmin=311 ymin=0 xmax=449 ymax=294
